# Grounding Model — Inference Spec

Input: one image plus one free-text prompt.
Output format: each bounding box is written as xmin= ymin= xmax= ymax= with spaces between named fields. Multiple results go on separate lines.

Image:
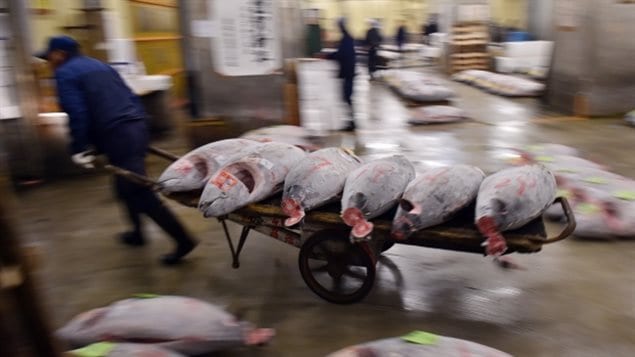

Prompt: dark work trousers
xmin=103 ymin=120 xmax=191 ymax=246
xmin=368 ymin=47 xmax=379 ymax=77
xmin=342 ymin=75 xmax=354 ymax=108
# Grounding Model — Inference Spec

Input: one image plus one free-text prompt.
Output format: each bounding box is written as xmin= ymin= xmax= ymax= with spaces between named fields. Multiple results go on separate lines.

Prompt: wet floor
xmin=12 ymin=67 xmax=635 ymax=356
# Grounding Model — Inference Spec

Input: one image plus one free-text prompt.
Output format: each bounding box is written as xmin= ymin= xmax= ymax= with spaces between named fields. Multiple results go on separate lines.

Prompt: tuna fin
xmin=284 ymin=211 xmax=305 ymax=227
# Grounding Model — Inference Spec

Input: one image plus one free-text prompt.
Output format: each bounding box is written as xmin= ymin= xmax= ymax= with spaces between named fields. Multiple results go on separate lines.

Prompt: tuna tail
xmin=390 ymin=199 xmax=421 ymax=241
xmin=476 ymin=216 xmax=508 ymax=257
xmin=282 ymin=198 xmax=305 ymax=227
xmin=342 ymin=207 xmax=374 ymax=241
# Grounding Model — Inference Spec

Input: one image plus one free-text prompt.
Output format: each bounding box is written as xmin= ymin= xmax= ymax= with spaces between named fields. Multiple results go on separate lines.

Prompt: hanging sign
xmin=210 ymin=0 xmax=281 ymax=76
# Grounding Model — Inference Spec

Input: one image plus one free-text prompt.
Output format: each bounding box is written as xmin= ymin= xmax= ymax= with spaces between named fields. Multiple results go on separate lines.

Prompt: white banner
xmin=210 ymin=0 xmax=281 ymax=76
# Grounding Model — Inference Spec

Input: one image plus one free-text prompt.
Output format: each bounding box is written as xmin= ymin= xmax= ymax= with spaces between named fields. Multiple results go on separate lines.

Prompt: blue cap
xmin=35 ymin=36 xmax=79 ymax=59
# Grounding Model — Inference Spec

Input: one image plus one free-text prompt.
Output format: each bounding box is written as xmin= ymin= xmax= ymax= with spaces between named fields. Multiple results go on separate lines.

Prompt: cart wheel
xmin=299 ymin=231 xmax=376 ymax=304
xmin=381 ymin=240 xmax=395 ymax=252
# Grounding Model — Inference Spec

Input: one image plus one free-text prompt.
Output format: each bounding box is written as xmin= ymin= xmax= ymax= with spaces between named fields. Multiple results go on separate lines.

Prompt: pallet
xmin=448 ymin=21 xmax=489 ymax=74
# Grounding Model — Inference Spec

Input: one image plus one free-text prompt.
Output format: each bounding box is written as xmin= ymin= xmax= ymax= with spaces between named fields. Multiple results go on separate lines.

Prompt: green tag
xmin=535 ymin=155 xmax=555 ymax=163
xmin=613 ymin=190 xmax=635 ymax=201
xmin=132 ymin=293 xmax=160 ymax=299
xmin=401 ymin=330 xmax=439 ymax=345
xmin=69 ymin=342 xmax=115 ymax=357
xmin=577 ymin=203 xmax=600 ymax=215
xmin=556 ymin=189 xmax=572 ymax=198
xmin=583 ymin=176 xmax=609 ymax=185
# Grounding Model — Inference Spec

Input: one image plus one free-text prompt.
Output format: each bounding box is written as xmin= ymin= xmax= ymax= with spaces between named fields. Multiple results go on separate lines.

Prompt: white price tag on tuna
xmin=259 ymin=159 xmax=274 ymax=170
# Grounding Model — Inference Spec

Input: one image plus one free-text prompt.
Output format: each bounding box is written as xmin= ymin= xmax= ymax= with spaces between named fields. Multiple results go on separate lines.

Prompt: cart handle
xmin=103 ymin=164 xmax=158 ymax=188
xmin=90 ymin=146 xmax=179 ymax=189
xmin=147 ymin=146 xmax=180 ymax=162
xmin=528 ymin=197 xmax=576 ymax=244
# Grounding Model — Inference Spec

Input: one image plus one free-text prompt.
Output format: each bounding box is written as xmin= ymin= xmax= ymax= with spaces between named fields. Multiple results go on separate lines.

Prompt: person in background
xmin=36 ymin=36 xmax=197 ymax=265
xmin=327 ymin=18 xmax=357 ymax=132
xmin=423 ymin=15 xmax=439 ymax=45
xmin=365 ymin=19 xmax=383 ymax=81
xmin=396 ymin=20 xmax=407 ymax=52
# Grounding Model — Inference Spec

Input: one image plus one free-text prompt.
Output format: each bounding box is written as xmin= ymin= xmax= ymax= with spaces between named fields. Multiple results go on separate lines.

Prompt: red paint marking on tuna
xmin=516 ymin=177 xmax=527 ymax=196
xmin=176 ymin=161 xmax=193 ymax=175
xmin=458 ymin=341 xmax=473 ymax=357
xmin=424 ymin=167 xmax=450 ymax=182
xmin=495 ymin=178 xmax=512 ymax=188
xmin=371 ymin=167 xmax=388 ymax=183
xmin=356 ymin=168 xmax=369 ymax=180
xmin=309 ymin=158 xmax=332 ymax=174
xmin=213 ymin=171 xmax=238 ymax=190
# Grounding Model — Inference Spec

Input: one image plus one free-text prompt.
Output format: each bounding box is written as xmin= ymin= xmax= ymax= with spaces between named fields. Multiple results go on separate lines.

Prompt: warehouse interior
xmin=1 ymin=1 xmax=634 ymax=356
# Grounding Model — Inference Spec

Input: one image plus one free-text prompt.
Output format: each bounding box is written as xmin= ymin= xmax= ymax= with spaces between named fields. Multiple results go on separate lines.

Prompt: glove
xmin=71 ymin=151 xmax=96 ymax=169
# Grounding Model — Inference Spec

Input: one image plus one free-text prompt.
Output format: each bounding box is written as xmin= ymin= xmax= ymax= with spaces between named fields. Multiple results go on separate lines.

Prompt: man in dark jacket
xmin=396 ymin=21 xmax=407 ymax=52
xmin=328 ymin=18 xmax=356 ymax=132
xmin=37 ymin=36 xmax=196 ymax=265
xmin=365 ymin=19 xmax=382 ymax=80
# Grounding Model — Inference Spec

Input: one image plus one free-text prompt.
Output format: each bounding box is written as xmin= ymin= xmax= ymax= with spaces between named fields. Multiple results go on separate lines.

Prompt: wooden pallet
xmin=448 ymin=21 xmax=489 ymax=73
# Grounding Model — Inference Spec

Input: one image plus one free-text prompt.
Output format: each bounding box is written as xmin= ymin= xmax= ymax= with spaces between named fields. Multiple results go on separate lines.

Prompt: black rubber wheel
xmin=299 ymin=231 xmax=376 ymax=304
xmin=381 ymin=240 xmax=395 ymax=252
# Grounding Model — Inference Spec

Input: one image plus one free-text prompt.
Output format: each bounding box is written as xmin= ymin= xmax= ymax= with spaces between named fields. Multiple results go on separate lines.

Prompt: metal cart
xmin=107 ymin=147 xmax=576 ymax=304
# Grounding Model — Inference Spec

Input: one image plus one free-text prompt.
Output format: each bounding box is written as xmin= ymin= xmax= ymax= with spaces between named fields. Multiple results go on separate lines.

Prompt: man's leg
xmin=107 ymin=121 xmax=197 ymax=264
xmin=368 ymin=49 xmax=376 ymax=79
xmin=114 ymin=176 xmax=144 ymax=246
xmin=340 ymin=76 xmax=356 ymax=131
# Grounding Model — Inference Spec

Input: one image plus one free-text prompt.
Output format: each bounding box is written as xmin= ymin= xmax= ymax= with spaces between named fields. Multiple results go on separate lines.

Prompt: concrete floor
xmin=12 ymin=69 xmax=635 ymax=356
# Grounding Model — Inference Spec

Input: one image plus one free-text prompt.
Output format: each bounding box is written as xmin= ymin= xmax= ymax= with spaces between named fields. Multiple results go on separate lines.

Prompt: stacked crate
xmin=448 ymin=23 xmax=489 ymax=73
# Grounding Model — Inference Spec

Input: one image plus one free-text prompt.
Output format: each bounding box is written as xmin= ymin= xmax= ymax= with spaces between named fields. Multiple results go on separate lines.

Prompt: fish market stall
xmin=103 ymin=146 xmax=576 ymax=304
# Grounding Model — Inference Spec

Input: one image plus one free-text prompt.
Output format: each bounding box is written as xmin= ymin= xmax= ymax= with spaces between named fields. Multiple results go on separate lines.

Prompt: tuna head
xmin=390 ymin=199 xmax=422 ymax=240
xmin=56 ymin=307 xmax=109 ymax=347
xmin=282 ymin=184 xmax=308 ymax=226
xmin=158 ymin=155 xmax=210 ymax=193
xmin=199 ymin=168 xmax=255 ymax=217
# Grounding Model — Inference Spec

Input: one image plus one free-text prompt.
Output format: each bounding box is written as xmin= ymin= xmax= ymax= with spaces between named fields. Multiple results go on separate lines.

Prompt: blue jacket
xmin=55 ymin=55 xmax=146 ymax=154
xmin=328 ymin=25 xmax=356 ymax=78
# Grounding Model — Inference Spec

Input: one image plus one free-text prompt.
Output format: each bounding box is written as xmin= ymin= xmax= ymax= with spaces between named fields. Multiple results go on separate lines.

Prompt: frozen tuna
xmin=408 ymin=106 xmax=468 ymax=125
xmin=240 ymin=125 xmax=320 ymax=151
xmin=282 ymin=147 xmax=363 ymax=226
xmin=569 ymin=183 xmax=635 ymax=239
xmin=392 ymin=165 xmax=485 ymax=240
xmin=341 ymin=155 xmax=415 ymax=240
xmin=540 ymin=155 xmax=604 ymax=173
xmin=198 ymin=142 xmax=306 ymax=217
xmin=57 ymin=296 xmax=274 ymax=355
xmin=326 ymin=334 xmax=511 ymax=357
xmin=517 ymin=143 xmax=579 ymax=163
xmin=475 ymin=164 xmax=557 ymax=256
xmin=158 ymin=139 xmax=261 ymax=194
xmin=68 ymin=343 xmax=185 ymax=357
